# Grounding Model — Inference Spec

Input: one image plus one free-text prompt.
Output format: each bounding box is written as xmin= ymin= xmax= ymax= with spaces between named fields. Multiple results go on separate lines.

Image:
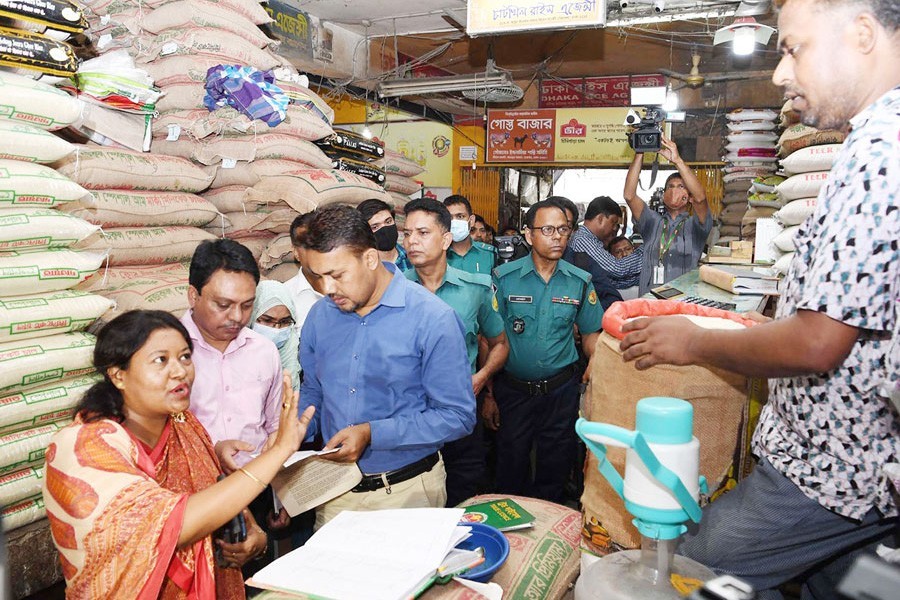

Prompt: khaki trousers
xmin=314 ymin=457 xmax=447 ymax=530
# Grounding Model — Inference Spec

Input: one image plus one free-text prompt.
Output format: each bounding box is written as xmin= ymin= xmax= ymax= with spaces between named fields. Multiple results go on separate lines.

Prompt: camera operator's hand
xmin=659 ymin=136 xmax=682 ymax=164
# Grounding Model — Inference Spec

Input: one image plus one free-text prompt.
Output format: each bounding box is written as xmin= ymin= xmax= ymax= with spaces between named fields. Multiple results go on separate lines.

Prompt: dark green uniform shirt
xmin=493 ymin=254 xmax=604 ymax=381
xmin=447 ymin=240 xmax=496 ymax=275
xmin=406 ymin=266 xmax=504 ymax=373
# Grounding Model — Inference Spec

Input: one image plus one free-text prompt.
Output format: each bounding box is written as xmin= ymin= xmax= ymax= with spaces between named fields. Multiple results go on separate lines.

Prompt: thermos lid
xmin=635 ymin=397 xmax=693 ymax=444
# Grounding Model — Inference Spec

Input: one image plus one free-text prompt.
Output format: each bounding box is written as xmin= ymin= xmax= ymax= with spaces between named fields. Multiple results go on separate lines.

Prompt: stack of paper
xmin=247 ymin=508 xmax=480 ymax=600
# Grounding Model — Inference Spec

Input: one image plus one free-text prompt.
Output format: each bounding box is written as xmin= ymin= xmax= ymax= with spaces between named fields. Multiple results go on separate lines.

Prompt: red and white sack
xmin=75 ymin=226 xmax=217 ymax=266
xmin=779 ymin=144 xmax=841 ymax=175
xmin=384 ymin=174 xmax=421 ymax=195
xmin=131 ymin=28 xmax=285 ymax=71
xmin=58 ymin=190 xmax=221 ymax=227
xmin=378 ymin=150 xmax=426 ymax=177
xmin=775 ymin=171 xmax=830 ymax=202
xmin=87 ymin=0 xmax=272 ymax=25
xmin=75 ymin=262 xmax=190 ymax=293
xmin=205 ymin=159 xmax=334 ymax=189
xmin=208 ymin=210 xmax=295 ymax=238
xmin=134 ymin=0 xmax=273 ymax=48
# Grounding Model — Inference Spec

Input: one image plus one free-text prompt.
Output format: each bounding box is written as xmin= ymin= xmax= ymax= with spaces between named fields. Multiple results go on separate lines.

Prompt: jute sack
xmin=0 ymin=122 xmax=75 ymax=164
xmin=153 ymin=135 xmax=331 ymax=168
xmin=0 ymin=375 xmax=99 ymax=436
xmin=152 ymin=105 xmax=332 ymax=142
xmin=0 ymin=290 xmax=113 ymax=342
xmin=0 ymin=159 xmax=92 ymax=208
xmin=94 ymin=281 xmax=189 ymax=325
xmin=208 ymin=210 xmax=295 ymax=238
xmin=59 ymin=190 xmax=221 ymax=227
xmin=205 ymin=159 xmax=333 ymax=189
xmin=581 ymin=315 xmax=750 ymax=552
xmin=89 ymin=0 xmax=272 ymax=25
xmin=202 ymin=186 xmax=256 ymax=213
xmin=0 ymin=332 xmax=96 ymax=395
xmin=54 ymin=145 xmax=213 ymax=192
xmin=780 ymin=144 xmax=842 ymax=175
xmin=720 ymin=204 xmax=747 ymax=227
xmin=377 ymin=150 xmax=426 ymax=177
xmin=262 ymin=261 xmax=296 ymax=283
xmin=0 ymin=422 xmax=69 ymax=476
xmin=0 ymin=250 xmax=106 ymax=295
xmin=388 ymin=191 xmax=412 ymax=209
xmin=384 ymin=174 xmax=421 ymax=195
xmin=776 ymin=171 xmax=829 ymax=202
xmin=154 ymin=83 xmax=208 ymax=113
xmin=0 ymin=71 xmax=84 ymax=131
xmin=719 ymin=225 xmax=741 ymax=239
xmin=777 ymin=125 xmax=845 ymax=158
xmin=131 ymin=28 xmax=285 ymax=71
xmin=238 ymin=234 xmax=276 ymax=261
xmin=0 ymin=466 xmax=46 ymax=507
xmin=137 ymin=0 xmax=274 ymax=47
xmin=74 ymin=226 xmax=217 ymax=266
xmin=75 ymin=262 xmax=190 ymax=293
xmin=245 ymin=169 xmax=392 ymax=213
xmin=742 ymin=206 xmax=777 ymax=224
xmin=143 ymin=55 xmax=240 ymax=87
xmin=0 ymin=208 xmax=100 ymax=251
xmin=773 ymin=225 xmax=801 ymax=253
xmin=775 ymin=198 xmax=817 ymax=227
xmin=273 ymin=105 xmax=334 ymax=141
xmin=259 ymin=234 xmax=293 ymax=271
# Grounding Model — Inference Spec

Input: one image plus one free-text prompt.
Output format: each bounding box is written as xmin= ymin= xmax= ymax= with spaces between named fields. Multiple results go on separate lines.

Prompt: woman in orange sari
xmin=42 ymin=310 xmax=314 ymax=599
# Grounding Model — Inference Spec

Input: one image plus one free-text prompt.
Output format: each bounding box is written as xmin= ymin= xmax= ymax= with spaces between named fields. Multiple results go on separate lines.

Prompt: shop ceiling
xmin=293 ymin=0 xmax=783 ymax=110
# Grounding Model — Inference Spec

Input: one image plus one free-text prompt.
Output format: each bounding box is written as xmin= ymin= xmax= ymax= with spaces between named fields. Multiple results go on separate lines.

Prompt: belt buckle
xmin=528 ymin=380 xmax=548 ymax=395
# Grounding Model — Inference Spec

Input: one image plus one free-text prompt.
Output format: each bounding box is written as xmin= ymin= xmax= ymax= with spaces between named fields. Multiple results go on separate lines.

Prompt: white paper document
xmin=270 ymin=449 xmax=362 ymax=517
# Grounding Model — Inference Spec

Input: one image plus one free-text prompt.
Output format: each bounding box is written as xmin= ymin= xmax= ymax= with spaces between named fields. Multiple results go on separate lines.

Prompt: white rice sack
xmin=0 ymin=422 xmax=68 ymax=476
xmin=727 ymin=131 xmax=778 ymax=144
xmin=780 ymin=144 xmax=842 ymax=175
xmin=0 ymin=332 xmax=96 ymax=395
xmin=727 ymin=109 xmax=778 ymax=122
xmin=773 ymin=225 xmax=801 ymax=253
xmin=0 ymin=122 xmax=75 ymax=164
xmin=775 ymin=198 xmax=818 ymax=226
xmin=0 ymin=208 xmax=100 ymax=252
xmin=726 ymin=120 xmax=777 ymax=132
xmin=74 ymin=226 xmax=217 ymax=266
xmin=0 ymin=159 xmax=92 ymax=208
xmin=0 ymin=71 xmax=84 ymax=131
xmin=0 ymin=375 xmax=99 ymax=436
xmin=0 ymin=250 xmax=106 ymax=295
xmin=1 ymin=495 xmax=45 ymax=532
xmin=0 ymin=290 xmax=113 ymax=342
xmin=776 ymin=171 xmax=830 ymax=202
xmin=725 ymin=154 xmax=778 ymax=164
xmin=0 ymin=467 xmax=45 ymax=507
xmin=773 ymin=251 xmax=795 ymax=275
xmin=725 ymin=142 xmax=776 ymax=152
xmin=58 ymin=190 xmax=221 ymax=227
xmin=54 ymin=145 xmax=214 ymax=192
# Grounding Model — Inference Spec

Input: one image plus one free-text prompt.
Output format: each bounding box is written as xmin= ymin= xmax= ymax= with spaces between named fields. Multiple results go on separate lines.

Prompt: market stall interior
xmin=2 ymin=0 xmax=897 ymax=598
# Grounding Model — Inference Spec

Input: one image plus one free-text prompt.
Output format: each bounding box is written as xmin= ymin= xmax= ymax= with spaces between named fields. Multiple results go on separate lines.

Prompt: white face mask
xmin=450 ymin=219 xmax=470 ymax=243
xmin=252 ymin=323 xmax=291 ymax=349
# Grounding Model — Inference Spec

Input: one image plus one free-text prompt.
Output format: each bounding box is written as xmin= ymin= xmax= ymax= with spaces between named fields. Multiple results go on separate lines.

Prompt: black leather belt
xmin=503 ymin=363 xmax=578 ymax=396
xmin=351 ymin=452 xmax=440 ymax=493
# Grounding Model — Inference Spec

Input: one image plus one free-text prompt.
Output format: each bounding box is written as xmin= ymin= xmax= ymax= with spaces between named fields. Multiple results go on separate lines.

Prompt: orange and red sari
xmin=43 ymin=411 xmax=245 ymax=599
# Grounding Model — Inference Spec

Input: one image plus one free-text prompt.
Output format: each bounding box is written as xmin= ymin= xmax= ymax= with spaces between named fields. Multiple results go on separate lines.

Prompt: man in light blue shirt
xmin=298 ymin=205 xmax=475 ymax=527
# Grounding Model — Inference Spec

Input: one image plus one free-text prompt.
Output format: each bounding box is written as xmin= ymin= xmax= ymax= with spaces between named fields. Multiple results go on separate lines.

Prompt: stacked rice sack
xmin=722 ymin=108 xmax=780 ymax=242
xmin=0 ymin=72 xmax=114 ymax=534
xmin=379 ymin=149 xmax=427 ymax=230
xmin=769 ymin=100 xmax=844 ymax=275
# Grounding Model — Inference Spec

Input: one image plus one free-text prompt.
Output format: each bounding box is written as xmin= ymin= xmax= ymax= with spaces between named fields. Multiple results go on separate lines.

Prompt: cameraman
xmin=624 ymin=136 xmax=711 ymax=295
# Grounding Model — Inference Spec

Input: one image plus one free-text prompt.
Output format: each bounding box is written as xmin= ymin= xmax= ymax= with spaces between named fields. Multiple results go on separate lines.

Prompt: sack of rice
xmin=0 ymin=375 xmax=97 ymax=436
xmin=0 ymin=71 xmax=84 ymax=131
xmin=153 ymin=135 xmax=331 ymax=169
xmin=722 ymin=192 xmax=748 ymax=206
xmin=775 ymin=198 xmax=818 ymax=226
xmin=0 ymin=250 xmax=106 ymax=295
xmin=726 ymin=131 xmax=778 ymax=144
xmin=773 ymin=225 xmax=801 ymax=253
xmin=88 ymin=0 xmax=271 ymax=24
xmin=726 ymin=120 xmax=776 ymax=132
xmin=259 ymin=234 xmax=292 ymax=270
xmin=748 ymin=192 xmax=784 ymax=210
xmin=773 ymin=251 xmax=795 ymax=275
xmin=777 ymin=125 xmax=845 ymax=157
xmin=262 ymin=261 xmax=296 ymax=283
xmin=138 ymin=0 xmax=273 ymax=47
xmin=97 ymin=280 xmax=189 ymax=324
xmin=54 ymin=145 xmax=214 ymax=192
xmin=0 ymin=422 xmax=69 ymax=476
xmin=384 ymin=174 xmax=421 ymax=195
xmin=237 ymin=234 xmax=275 ymax=261
xmin=142 ymin=55 xmax=239 ymax=87
xmin=1 ymin=494 xmax=45 ymax=532
xmin=245 ymin=170 xmax=392 ymax=213
xmin=154 ymin=83 xmax=207 ymax=113
xmin=132 ymin=28 xmax=284 ymax=71
xmin=202 ymin=185 xmax=254 ymax=213
xmin=776 ymin=171 xmax=830 ymax=202
xmin=273 ymin=105 xmax=334 ymax=141
xmin=720 ymin=204 xmax=747 ymax=227
xmin=74 ymin=226 xmax=217 ymax=266
xmin=0 ymin=332 xmax=95 ymax=395
xmin=0 ymin=467 xmax=45 ymax=507
xmin=727 ymin=108 xmax=778 ymax=122
xmin=0 ymin=122 xmax=75 ymax=164
xmin=0 ymin=291 xmax=113 ymax=342
xmin=719 ymin=225 xmax=741 ymax=239
xmin=0 ymin=159 xmax=92 ymax=208
xmin=58 ymin=190 xmax=221 ymax=227
xmin=750 ymin=174 xmax=786 ymax=194
xmin=742 ymin=206 xmax=778 ymax=223
xmin=210 ymin=210 xmax=295 ymax=238
xmin=378 ymin=150 xmax=426 ymax=177
xmin=205 ymin=158 xmax=333 ymax=189
xmin=388 ymin=191 xmax=413 ymax=208
xmin=780 ymin=144 xmax=842 ymax=175
xmin=0 ymin=208 xmax=100 ymax=251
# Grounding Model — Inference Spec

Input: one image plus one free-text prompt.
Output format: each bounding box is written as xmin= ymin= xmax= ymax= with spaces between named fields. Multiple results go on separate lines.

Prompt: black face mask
xmin=373 ymin=224 xmax=399 ymax=252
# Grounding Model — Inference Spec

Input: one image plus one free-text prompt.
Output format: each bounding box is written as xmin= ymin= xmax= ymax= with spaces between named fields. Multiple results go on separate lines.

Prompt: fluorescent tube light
xmin=376 ymin=72 xmax=513 ymax=98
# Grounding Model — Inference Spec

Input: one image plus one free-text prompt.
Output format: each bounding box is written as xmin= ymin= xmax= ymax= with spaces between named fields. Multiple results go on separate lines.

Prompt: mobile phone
xmin=651 ymin=285 xmax=684 ymax=299
xmin=214 ymin=475 xmax=247 ymax=567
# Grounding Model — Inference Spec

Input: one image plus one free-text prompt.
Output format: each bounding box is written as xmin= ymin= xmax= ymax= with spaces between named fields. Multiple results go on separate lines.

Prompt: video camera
xmin=624 ymin=106 xmax=666 ymax=153
xmin=495 ymin=235 xmax=530 ymax=265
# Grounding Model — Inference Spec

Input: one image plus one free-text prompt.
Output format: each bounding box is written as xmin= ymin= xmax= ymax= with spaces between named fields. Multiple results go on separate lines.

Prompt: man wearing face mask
xmin=624 ymin=136 xmax=711 ymax=295
xmin=356 ymin=199 xmax=412 ymax=272
xmin=443 ymin=195 xmax=497 ymax=275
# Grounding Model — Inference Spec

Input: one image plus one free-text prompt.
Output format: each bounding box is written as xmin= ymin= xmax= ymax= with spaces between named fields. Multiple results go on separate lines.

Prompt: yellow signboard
xmin=467 ymin=0 xmax=606 ymax=37
xmin=349 ymin=121 xmax=453 ymax=188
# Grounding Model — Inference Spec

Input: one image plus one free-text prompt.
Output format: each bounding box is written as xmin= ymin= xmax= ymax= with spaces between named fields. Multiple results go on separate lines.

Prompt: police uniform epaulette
xmin=557 ymin=259 xmax=593 ymax=284
xmin=456 ymin=270 xmax=492 ymax=287
xmin=474 ymin=241 xmax=497 ymax=254
xmin=492 ymin=258 xmax=523 ymax=278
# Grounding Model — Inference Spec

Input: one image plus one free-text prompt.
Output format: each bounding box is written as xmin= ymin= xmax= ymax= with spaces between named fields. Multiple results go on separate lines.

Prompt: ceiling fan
xmin=658 ymin=53 xmax=770 ymax=90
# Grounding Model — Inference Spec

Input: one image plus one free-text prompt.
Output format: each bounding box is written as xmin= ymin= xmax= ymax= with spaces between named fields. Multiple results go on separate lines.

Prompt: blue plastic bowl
xmin=455 ymin=522 xmax=510 ymax=583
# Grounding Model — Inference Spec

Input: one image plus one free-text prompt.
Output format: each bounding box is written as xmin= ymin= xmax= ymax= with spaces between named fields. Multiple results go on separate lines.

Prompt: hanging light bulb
xmin=732 ymin=26 xmax=758 ymax=56
xmin=361 ymin=125 xmax=373 ymax=140
xmin=663 ymin=87 xmax=678 ymax=112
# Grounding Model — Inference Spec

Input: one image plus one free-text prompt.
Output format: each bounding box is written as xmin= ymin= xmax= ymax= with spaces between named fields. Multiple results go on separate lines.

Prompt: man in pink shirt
xmin=181 ymin=238 xmax=283 ymax=472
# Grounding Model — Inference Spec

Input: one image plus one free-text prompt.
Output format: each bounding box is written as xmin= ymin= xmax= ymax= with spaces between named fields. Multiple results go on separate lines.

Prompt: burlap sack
xmin=59 ymin=190 xmax=221 ymax=227
xmin=581 ymin=332 xmax=749 ymax=553
xmin=95 ymin=281 xmax=189 ymax=325
xmin=377 ymin=150 xmax=426 ymax=177
xmin=143 ymin=55 xmax=239 ymax=87
xmin=139 ymin=0 xmax=274 ymax=47
xmin=384 ymin=174 xmax=422 ymax=195
xmin=262 ymin=261 xmax=297 ymax=283
xmin=245 ymin=169 xmax=392 ymax=213
xmin=259 ymin=234 xmax=293 ymax=270
xmin=74 ymin=226 xmax=217 ymax=266
xmin=777 ymin=125 xmax=845 ymax=158
xmin=238 ymin=234 xmax=276 ymax=261
xmin=205 ymin=159 xmax=332 ymax=189
xmin=89 ymin=0 xmax=272 ymax=24
xmin=207 ymin=210 xmax=295 ymax=238
xmin=131 ymin=28 xmax=284 ymax=71
xmin=153 ymin=136 xmax=331 ymax=168
xmin=202 ymin=186 xmax=257 ymax=213
xmin=75 ymin=262 xmax=190 ymax=293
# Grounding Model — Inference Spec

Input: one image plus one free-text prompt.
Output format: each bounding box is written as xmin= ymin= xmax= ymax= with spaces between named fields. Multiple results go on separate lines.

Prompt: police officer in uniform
xmin=443 ymin=195 xmax=497 ymax=275
xmin=403 ymin=198 xmax=509 ymax=506
xmin=490 ymin=200 xmax=604 ymax=503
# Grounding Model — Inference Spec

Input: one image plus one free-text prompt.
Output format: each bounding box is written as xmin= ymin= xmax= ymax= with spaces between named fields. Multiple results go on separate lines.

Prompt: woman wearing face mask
xmin=251 ymin=281 xmax=300 ymax=390
xmin=356 ymin=198 xmax=412 ymax=272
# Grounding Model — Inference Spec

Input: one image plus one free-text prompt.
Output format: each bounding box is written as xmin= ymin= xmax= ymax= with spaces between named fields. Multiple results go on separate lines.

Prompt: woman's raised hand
xmin=271 ymin=371 xmax=314 ymax=456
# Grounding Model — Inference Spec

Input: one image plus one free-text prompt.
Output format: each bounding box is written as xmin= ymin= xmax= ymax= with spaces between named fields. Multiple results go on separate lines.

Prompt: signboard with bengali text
xmin=467 ymin=0 xmax=606 ymax=36
xmin=539 ymin=74 xmax=666 ymax=108
xmin=265 ymin=0 xmax=313 ymax=59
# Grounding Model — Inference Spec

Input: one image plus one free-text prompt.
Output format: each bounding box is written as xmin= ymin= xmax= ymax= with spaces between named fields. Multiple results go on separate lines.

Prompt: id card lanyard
xmin=654 ymin=217 xmax=685 ymax=285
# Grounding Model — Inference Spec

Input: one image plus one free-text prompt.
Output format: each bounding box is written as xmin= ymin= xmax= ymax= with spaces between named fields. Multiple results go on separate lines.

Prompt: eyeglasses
xmin=531 ymin=225 xmax=573 ymax=237
xmin=256 ymin=316 xmax=295 ymax=328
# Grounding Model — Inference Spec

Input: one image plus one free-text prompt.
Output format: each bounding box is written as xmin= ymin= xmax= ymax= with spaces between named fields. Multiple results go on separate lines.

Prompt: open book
xmin=699 ymin=264 xmax=780 ymax=295
xmin=269 ymin=449 xmax=362 ymax=517
xmin=247 ymin=508 xmax=483 ymax=600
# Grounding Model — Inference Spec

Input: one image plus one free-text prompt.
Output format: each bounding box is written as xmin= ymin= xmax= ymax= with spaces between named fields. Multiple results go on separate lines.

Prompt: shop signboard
xmin=265 ymin=0 xmax=313 ymax=59
xmin=467 ymin=0 xmax=606 ymax=36
xmin=349 ymin=121 xmax=454 ymax=188
xmin=486 ymin=109 xmax=556 ymax=163
xmin=539 ymin=74 xmax=666 ymax=108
